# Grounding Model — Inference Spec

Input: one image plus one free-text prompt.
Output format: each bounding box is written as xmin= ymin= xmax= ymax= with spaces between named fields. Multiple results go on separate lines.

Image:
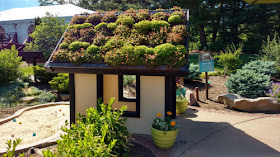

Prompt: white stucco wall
xmin=74 ymin=74 xmax=97 ymax=115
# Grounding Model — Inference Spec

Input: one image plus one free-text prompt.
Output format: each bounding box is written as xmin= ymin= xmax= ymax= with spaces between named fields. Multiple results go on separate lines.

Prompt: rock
xmin=20 ymin=96 xmax=36 ymax=103
xmin=217 ymin=94 xmax=280 ymax=112
xmin=59 ymin=93 xmax=70 ymax=101
xmin=186 ymin=90 xmax=197 ymax=106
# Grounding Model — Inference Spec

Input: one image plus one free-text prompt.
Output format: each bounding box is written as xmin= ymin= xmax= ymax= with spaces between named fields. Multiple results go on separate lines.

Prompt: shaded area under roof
xmin=0 ymin=4 xmax=94 ymax=22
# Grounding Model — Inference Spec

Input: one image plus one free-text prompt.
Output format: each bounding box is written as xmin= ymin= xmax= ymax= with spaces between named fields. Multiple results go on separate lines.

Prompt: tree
xmin=24 ymin=13 xmax=67 ymax=59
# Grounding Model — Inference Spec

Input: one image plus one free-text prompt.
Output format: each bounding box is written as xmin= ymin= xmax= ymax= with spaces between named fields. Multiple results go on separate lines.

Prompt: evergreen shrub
xmin=168 ymin=15 xmax=182 ymax=24
xmin=242 ymin=60 xmax=278 ymax=77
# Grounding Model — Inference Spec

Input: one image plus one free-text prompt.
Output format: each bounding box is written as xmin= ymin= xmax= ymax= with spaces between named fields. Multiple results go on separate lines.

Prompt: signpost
xmin=199 ymin=53 xmax=214 ymax=99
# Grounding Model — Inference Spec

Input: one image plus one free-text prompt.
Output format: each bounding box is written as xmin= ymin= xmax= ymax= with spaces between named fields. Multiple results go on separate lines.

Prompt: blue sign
xmin=199 ymin=60 xmax=214 ymax=72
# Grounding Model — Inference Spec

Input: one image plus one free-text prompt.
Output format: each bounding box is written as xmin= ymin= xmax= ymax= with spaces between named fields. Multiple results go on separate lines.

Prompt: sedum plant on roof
xmin=52 ymin=8 xmax=188 ymax=68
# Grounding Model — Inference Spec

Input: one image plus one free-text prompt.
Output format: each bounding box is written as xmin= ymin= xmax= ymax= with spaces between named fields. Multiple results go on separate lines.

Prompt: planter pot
xmin=59 ymin=93 xmax=70 ymax=101
xmin=176 ymin=88 xmax=186 ymax=97
xmin=176 ymin=101 xmax=188 ymax=114
xmin=151 ymin=126 xmax=178 ymax=149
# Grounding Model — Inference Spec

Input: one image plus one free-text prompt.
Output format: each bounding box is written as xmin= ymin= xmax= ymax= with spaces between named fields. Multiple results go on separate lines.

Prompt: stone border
xmin=0 ymin=102 xmax=69 ymax=155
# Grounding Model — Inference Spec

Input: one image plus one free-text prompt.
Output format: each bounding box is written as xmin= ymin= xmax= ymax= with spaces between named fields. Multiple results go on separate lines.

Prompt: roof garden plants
xmin=51 ymin=9 xmax=189 ymax=69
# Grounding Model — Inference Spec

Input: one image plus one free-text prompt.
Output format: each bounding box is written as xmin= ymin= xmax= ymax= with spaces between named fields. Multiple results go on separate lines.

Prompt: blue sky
xmin=0 ymin=0 xmax=40 ymax=12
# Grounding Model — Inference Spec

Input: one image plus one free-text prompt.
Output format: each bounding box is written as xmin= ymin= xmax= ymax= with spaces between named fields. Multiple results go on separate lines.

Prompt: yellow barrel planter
xmin=151 ymin=126 xmax=178 ymax=149
xmin=176 ymin=100 xmax=188 ymax=114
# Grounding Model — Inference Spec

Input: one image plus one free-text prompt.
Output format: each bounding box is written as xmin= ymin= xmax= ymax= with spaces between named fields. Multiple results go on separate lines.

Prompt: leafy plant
xmin=80 ymin=23 xmax=94 ymax=29
xmin=116 ymin=16 xmax=135 ymax=26
xmin=176 ymin=94 xmax=188 ymax=102
xmin=152 ymin=111 xmax=178 ymax=131
xmin=115 ymin=25 xmax=131 ymax=37
xmin=0 ymin=45 xmax=22 ymax=85
xmin=242 ymin=60 xmax=278 ymax=77
xmin=94 ymin=22 xmax=108 ymax=30
xmin=79 ymin=27 xmax=97 ymax=43
xmin=92 ymin=32 xmax=109 ymax=47
xmin=102 ymin=37 xmax=125 ymax=52
xmin=168 ymin=15 xmax=182 ymax=24
xmin=59 ymin=42 xmax=69 ymax=49
xmin=150 ymin=20 xmax=170 ymax=31
xmin=123 ymin=75 xmax=136 ymax=86
xmin=265 ymin=82 xmax=280 ymax=103
xmin=215 ymin=43 xmax=243 ymax=74
xmin=0 ymin=82 xmax=27 ymax=108
xmin=37 ymin=91 xmax=56 ymax=103
xmin=33 ymin=65 xmax=57 ymax=83
xmin=184 ymin=63 xmax=201 ymax=81
xmin=134 ymin=20 xmax=151 ymax=33
xmin=259 ymin=33 xmax=280 ymax=71
xmin=26 ymin=86 xmax=43 ymax=96
xmin=49 ymin=74 xmax=69 ymax=93
xmin=171 ymin=25 xmax=188 ymax=37
xmin=86 ymin=13 xmax=102 ymax=25
xmin=167 ymin=32 xmax=184 ymax=45
xmin=43 ymin=98 xmax=132 ymax=156
xmin=71 ymin=15 xmax=87 ymax=24
xmin=152 ymin=12 xmax=169 ymax=21
xmin=107 ymin=22 xmax=118 ymax=30
xmin=102 ymin=12 xmax=117 ymax=23
xmin=136 ymin=10 xmax=150 ymax=21
xmin=225 ymin=69 xmax=270 ymax=98
xmin=86 ymin=45 xmax=101 ymax=55
xmin=2 ymin=138 xmax=24 ymax=157
xmin=69 ymin=41 xmax=90 ymax=51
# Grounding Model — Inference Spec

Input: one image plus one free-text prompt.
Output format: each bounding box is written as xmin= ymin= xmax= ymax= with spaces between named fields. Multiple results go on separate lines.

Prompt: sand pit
xmin=0 ymin=105 xmax=69 ymax=149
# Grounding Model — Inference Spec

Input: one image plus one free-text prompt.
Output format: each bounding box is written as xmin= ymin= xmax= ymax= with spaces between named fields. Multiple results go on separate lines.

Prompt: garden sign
xmin=199 ymin=52 xmax=214 ymax=99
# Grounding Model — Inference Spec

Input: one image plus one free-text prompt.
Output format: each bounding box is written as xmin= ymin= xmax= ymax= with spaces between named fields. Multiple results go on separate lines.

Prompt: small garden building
xmin=45 ymin=9 xmax=189 ymax=135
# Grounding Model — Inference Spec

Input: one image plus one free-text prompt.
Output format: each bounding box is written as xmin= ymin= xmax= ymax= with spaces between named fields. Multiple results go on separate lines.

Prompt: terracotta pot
xmin=151 ymin=126 xmax=178 ymax=149
xmin=176 ymin=100 xmax=188 ymax=114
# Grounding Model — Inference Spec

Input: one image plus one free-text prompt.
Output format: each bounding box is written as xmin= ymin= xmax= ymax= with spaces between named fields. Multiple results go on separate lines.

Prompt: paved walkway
xmin=135 ymin=107 xmax=280 ymax=157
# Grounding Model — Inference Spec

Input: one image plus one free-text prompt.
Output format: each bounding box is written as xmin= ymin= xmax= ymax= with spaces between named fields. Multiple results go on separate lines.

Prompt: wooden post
xmin=205 ymin=72 xmax=208 ymax=100
xmin=195 ymin=87 xmax=199 ymax=101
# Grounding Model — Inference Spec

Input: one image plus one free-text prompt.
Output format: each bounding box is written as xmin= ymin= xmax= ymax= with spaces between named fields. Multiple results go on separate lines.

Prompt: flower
xmin=167 ymin=111 xmax=172 ymax=116
xmin=176 ymin=82 xmax=179 ymax=86
xmin=157 ymin=113 xmax=162 ymax=117
xmin=171 ymin=121 xmax=176 ymax=127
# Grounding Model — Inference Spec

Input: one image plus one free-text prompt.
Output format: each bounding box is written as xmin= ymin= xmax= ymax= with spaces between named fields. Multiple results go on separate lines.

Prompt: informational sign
xmin=199 ymin=52 xmax=214 ymax=72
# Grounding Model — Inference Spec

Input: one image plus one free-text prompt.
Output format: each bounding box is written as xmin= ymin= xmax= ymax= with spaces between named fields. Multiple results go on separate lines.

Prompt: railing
xmin=0 ymin=32 xmax=18 ymax=43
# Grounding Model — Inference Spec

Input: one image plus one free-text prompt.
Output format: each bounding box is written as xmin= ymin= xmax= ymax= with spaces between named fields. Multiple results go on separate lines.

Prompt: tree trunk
xmin=198 ymin=26 xmax=207 ymax=49
xmin=230 ymin=25 xmax=239 ymax=44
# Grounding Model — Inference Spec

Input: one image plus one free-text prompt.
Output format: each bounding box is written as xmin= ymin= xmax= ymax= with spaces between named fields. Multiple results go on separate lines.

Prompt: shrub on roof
xmin=115 ymin=25 xmax=130 ymax=37
xmin=92 ymin=32 xmax=109 ymax=47
xmin=81 ymin=23 xmax=93 ymax=29
xmin=154 ymin=43 xmax=176 ymax=64
xmin=171 ymin=25 xmax=188 ymax=37
xmin=134 ymin=20 xmax=151 ymax=33
xmin=102 ymin=12 xmax=117 ymax=23
xmin=102 ymin=37 xmax=125 ymax=52
xmin=86 ymin=45 xmax=100 ymax=55
xmin=152 ymin=12 xmax=169 ymax=21
xmin=69 ymin=41 xmax=90 ymax=51
xmin=168 ymin=15 xmax=182 ymax=24
xmin=86 ymin=13 xmax=102 ymax=25
xmin=116 ymin=16 xmax=135 ymax=26
xmin=107 ymin=22 xmax=118 ymax=30
xmin=171 ymin=10 xmax=185 ymax=17
xmin=150 ymin=20 xmax=170 ymax=31
xmin=167 ymin=32 xmax=184 ymax=45
xmin=94 ymin=22 xmax=108 ymax=30
xmin=59 ymin=42 xmax=69 ymax=49
xmin=136 ymin=10 xmax=150 ymax=21
xmin=71 ymin=15 xmax=87 ymax=24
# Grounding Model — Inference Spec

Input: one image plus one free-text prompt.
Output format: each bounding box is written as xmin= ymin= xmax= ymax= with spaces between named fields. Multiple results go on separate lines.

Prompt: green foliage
xmin=152 ymin=12 xmax=169 ymax=21
xmin=37 ymin=92 xmax=56 ymax=103
xmin=116 ymin=16 xmax=135 ymax=26
xmin=136 ymin=10 xmax=150 ymax=21
xmin=102 ymin=12 xmax=117 ymax=23
xmin=49 ymin=74 xmax=69 ymax=93
xmin=107 ymin=22 xmax=118 ymax=30
xmin=43 ymin=98 xmax=131 ymax=156
xmin=154 ymin=43 xmax=176 ymax=64
xmin=167 ymin=32 xmax=184 ymax=45
xmin=92 ymin=32 xmax=109 ymax=47
xmin=0 ymin=45 xmax=22 ymax=85
xmin=225 ymin=70 xmax=270 ymax=98
xmin=69 ymin=41 xmax=90 ymax=51
xmin=170 ymin=10 xmax=185 ymax=18
xmin=71 ymin=15 xmax=87 ymax=24
xmin=215 ymin=44 xmax=243 ymax=74
xmin=33 ymin=65 xmax=57 ymax=83
xmin=86 ymin=13 xmax=102 ymax=25
xmin=152 ymin=111 xmax=178 ymax=131
xmin=59 ymin=42 xmax=69 ymax=49
xmin=94 ymin=22 xmax=108 ymax=30
xmin=24 ymin=13 xmax=67 ymax=58
xmin=171 ymin=25 xmax=187 ymax=37
xmin=150 ymin=20 xmax=170 ymax=31
xmin=260 ymin=34 xmax=280 ymax=71
xmin=242 ymin=60 xmax=278 ymax=77
xmin=102 ymin=37 xmax=125 ymax=52
xmin=80 ymin=23 xmax=93 ymax=29
xmin=86 ymin=45 xmax=100 ymax=55
xmin=26 ymin=86 xmax=43 ymax=96
xmin=184 ymin=63 xmax=201 ymax=81
xmin=2 ymin=138 xmax=24 ymax=157
xmin=114 ymin=25 xmax=130 ymax=37
xmin=123 ymin=75 xmax=136 ymax=86
xmin=168 ymin=15 xmax=182 ymax=24
xmin=134 ymin=20 xmax=151 ymax=33
xmin=0 ymin=82 xmax=26 ymax=108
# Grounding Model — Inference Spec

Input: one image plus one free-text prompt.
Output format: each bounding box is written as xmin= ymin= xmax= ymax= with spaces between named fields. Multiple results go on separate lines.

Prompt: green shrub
xmin=215 ymin=44 xmax=243 ymax=74
xmin=123 ymin=75 xmax=136 ymax=86
xmin=171 ymin=25 xmax=188 ymax=37
xmin=154 ymin=43 xmax=176 ymax=64
xmin=115 ymin=25 xmax=130 ymax=37
xmin=176 ymin=45 xmax=188 ymax=55
xmin=0 ymin=45 xmax=22 ymax=85
xmin=26 ymin=86 xmax=43 ymax=96
xmin=80 ymin=23 xmax=93 ymax=29
xmin=107 ymin=22 xmax=117 ymax=30
xmin=68 ymin=24 xmax=82 ymax=30
xmin=49 ymin=74 xmax=69 ymax=93
xmin=102 ymin=37 xmax=125 ymax=52
xmin=37 ymin=92 xmax=56 ymax=103
xmin=69 ymin=41 xmax=90 ymax=51
xmin=168 ymin=15 xmax=182 ymax=24
xmin=33 ymin=66 xmax=57 ymax=83
xmin=2 ymin=138 xmax=24 ymax=157
xmin=242 ymin=60 xmax=278 ymax=77
xmin=171 ymin=10 xmax=185 ymax=17
xmin=167 ymin=32 xmax=184 ymax=45
xmin=43 ymin=98 xmax=131 ymax=156
xmin=116 ymin=16 xmax=135 ymax=26
xmin=86 ymin=13 xmax=102 ymax=25
xmin=152 ymin=12 xmax=169 ymax=21
xmin=94 ymin=22 xmax=108 ymax=30
xmin=92 ymin=32 xmax=109 ymax=47
xmin=86 ymin=45 xmax=100 ymax=55
xmin=102 ymin=12 xmax=117 ymax=23
xmin=71 ymin=15 xmax=87 ymax=24
xmin=134 ymin=20 xmax=151 ymax=33
xmin=59 ymin=42 xmax=69 ymax=49
xmin=136 ymin=10 xmax=150 ymax=21
xmin=225 ymin=69 xmax=270 ymax=98
xmin=184 ymin=63 xmax=201 ymax=80
xmin=0 ymin=82 xmax=26 ymax=108
xmin=259 ymin=33 xmax=280 ymax=71
xmin=150 ymin=20 xmax=170 ymax=31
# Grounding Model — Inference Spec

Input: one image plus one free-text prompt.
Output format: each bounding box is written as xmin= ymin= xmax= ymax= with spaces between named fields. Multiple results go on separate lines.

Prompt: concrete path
xmin=166 ymin=107 xmax=280 ymax=157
